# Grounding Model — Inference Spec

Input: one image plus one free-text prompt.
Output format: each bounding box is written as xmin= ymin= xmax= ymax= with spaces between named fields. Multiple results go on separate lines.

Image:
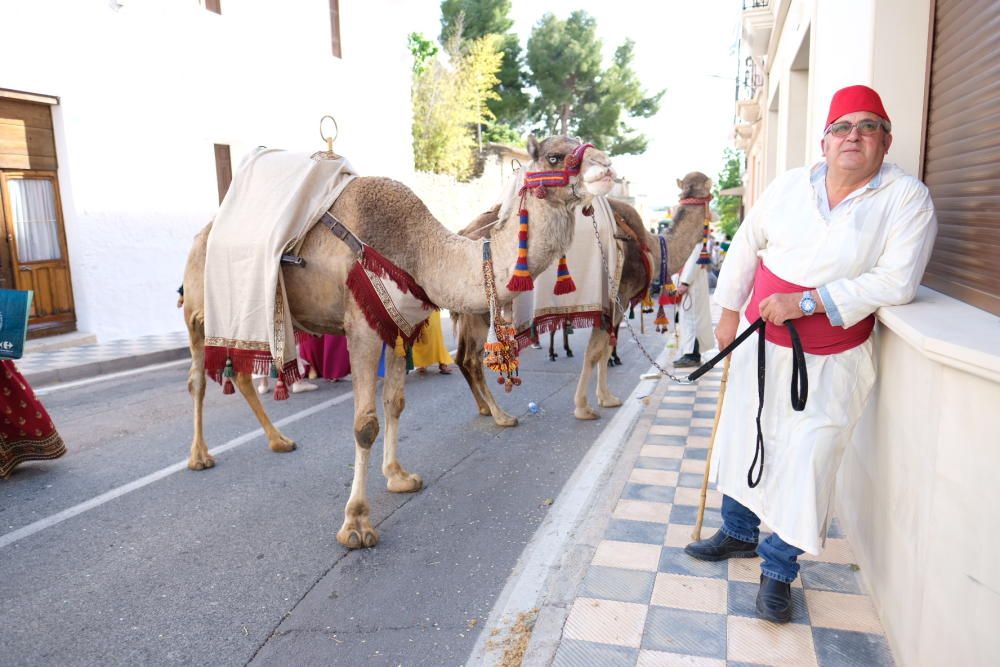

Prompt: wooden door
xmin=0 ymin=171 xmax=76 ymax=335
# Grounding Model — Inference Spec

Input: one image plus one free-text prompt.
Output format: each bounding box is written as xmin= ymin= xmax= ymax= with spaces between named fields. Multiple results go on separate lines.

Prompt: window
xmin=329 ymin=0 xmax=342 ymax=58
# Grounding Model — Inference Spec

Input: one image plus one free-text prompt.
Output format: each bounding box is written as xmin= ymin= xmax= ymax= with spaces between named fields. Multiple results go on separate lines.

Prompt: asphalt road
xmin=0 ymin=325 xmax=669 ymax=667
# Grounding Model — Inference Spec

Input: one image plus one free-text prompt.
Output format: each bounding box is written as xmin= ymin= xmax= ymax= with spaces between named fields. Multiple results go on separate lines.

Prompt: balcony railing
xmin=738 ymin=56 xmax=763 ymax=101
xmin=742 ymin=0 xmax=769 ymax=9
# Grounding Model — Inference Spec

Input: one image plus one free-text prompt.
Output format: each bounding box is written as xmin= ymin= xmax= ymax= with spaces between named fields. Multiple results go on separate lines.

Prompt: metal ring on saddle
xmin=320 ymin=115 xmax=339 ymax=146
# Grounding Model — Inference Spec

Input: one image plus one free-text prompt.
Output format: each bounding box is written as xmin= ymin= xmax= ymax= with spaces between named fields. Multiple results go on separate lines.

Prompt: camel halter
xmin=507 ymin=143 xmax=596 ymax=293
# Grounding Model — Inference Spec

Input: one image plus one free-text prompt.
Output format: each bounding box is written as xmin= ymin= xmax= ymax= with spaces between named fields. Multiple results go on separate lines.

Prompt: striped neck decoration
xmin=506 ymin=142 xmax=593 ymax=293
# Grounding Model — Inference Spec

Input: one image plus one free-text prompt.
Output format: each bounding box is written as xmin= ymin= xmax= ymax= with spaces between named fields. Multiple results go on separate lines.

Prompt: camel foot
xmin=268 ymin=434 xmax=297 ymax=453
xmin=337 ymin=520 xmax=378 ymax=549
xmin=599 ymin=395 xmax=623 ymax=408
xmin=566 ymin=349 xmax=574 ymax=358
xmin=188 ymin=451 xmax=216 ymax=470
xmin=574 ymin=406 xmax=600 ymax=420
xmin=386 ymin=471 xmax=423 ymax=493
xmin=478 ymin=405 xmax=492 ymax=416
xmin=493 ymin=411 xmax=519 ymax=427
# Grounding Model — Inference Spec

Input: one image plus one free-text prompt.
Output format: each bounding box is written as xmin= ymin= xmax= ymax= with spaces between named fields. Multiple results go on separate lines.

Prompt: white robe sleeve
xmin=820 ymin=181 xmax=938 ymax=328
xmin=680 ymin=243 xmax=701 ymax=284
xmin=713 ymin=190 xmax=769 ymax=312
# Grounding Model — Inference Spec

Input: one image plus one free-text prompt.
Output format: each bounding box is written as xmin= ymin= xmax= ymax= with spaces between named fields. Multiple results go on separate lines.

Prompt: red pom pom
xmin=273 ymin=379 xmax=289 ymax=401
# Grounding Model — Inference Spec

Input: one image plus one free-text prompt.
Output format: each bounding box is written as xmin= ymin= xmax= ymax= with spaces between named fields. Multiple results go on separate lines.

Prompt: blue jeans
xmin=720 ymin=495 xmax=804 ymax=584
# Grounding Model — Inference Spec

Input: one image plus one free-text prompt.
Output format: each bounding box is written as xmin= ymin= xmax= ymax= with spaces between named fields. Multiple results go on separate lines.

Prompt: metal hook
xmin=319 ymin=115 xmax=339 ymax=151
xmin=511 ymin=158 xmax=521 ymax=173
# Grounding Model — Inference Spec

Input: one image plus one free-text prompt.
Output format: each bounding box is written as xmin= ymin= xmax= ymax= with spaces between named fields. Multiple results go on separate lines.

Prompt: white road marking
xmin=0 ymin=391 xmax=355 ymax=550
xmin=33 ymin=358 xmax=190 ymax=396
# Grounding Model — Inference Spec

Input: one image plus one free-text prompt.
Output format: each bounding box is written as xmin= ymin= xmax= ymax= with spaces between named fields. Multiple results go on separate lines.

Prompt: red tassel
xmin=273 ymin=379 xmax=289 ymax=401
xmin=506 ymin=274 xmax=534 ymax=292
xmin=553 ymin=255 xmax=576 ymax=295
xmin=222 ymin=378 xmax=235 ymax=395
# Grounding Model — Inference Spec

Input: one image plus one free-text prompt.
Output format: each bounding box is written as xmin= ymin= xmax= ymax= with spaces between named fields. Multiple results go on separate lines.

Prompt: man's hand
xmin=715 ymin=309 xmax=740 ymax=350
xmin=758 ymin=292 xmax=803 ymax=324
xmin=675 ymin=283 xmax=689 ymax=297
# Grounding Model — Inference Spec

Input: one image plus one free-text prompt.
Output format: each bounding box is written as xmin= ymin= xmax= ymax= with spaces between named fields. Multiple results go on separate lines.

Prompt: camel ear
xmin=676 ymin=178 xmax=684 ymax=189
xmin=527 ymin=135 xmax=540 ymax=161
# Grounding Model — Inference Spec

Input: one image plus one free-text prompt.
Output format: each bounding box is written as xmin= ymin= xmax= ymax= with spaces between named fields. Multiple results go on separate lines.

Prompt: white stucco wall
xmin=0 ymin=0 xmax=417 ymax=340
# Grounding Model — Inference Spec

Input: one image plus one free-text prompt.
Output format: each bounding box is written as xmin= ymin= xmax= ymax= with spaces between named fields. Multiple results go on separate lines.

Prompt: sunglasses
xmin=825 ymin=119 xmax=890 ymax=138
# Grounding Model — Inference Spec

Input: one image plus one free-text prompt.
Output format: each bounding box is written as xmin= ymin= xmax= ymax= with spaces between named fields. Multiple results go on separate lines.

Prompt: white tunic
xmin=710 ymin=162 xmax=937 ymax=554
xmin=677 ymin=243 xmax=714 ymax=355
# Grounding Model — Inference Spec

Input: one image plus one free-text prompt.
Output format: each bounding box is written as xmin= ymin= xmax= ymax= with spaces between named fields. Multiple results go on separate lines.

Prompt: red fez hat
xmin=826 ymin=85 xmax=890 ymax=127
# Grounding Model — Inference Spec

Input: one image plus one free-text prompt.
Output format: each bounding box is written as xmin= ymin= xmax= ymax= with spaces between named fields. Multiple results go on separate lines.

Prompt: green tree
xmin=713 ymin=148 xmax=744 ymax=238
xmin=411 ymin=33 xmax=503 ymax=180
xmin=408 ymin=32 xmax=439 ymax=75
xmin=439 ymin=0 xmax=529 ymax=136
xmin=525 ymin=11 xmax=662 ymax=155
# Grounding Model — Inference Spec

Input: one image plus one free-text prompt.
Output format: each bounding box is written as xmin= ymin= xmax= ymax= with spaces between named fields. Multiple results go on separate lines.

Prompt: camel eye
xmin=547 ymin=155 xmax=561 ymax=165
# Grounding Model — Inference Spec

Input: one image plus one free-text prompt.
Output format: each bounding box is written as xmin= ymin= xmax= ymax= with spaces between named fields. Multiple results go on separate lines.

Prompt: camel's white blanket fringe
xmin=512 ymin=196 xmax=623 ymax=341
xmin=204 ymin=148 xmax=357 ymax=370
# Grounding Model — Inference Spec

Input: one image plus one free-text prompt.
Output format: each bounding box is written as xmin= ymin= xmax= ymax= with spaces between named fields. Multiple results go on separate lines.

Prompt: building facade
xmin=0 ymin=0 xmax=417 ymax=340
xmin=733 ymin=1 xmax=999 ymax=664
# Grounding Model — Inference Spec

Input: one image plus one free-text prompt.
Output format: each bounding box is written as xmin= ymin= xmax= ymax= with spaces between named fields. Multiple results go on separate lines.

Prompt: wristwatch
xmin=799 ymin=291 xmax=817 ymax=316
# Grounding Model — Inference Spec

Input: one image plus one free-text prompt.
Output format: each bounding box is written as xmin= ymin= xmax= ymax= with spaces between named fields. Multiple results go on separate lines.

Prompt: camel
xmin=181 ymin=136 xmax=615 ymax=549
xmin=454 ymin=171 xmax=713 ymax=424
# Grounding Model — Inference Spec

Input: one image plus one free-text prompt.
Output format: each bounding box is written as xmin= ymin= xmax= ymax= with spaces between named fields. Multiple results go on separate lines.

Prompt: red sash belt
xmin=745 ymin=263 xmax=873 ymax=355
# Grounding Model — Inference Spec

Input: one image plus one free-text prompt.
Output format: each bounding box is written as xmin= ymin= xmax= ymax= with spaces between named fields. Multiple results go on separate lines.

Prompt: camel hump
xmin=607 ymin=199 xmax=648 ymax=246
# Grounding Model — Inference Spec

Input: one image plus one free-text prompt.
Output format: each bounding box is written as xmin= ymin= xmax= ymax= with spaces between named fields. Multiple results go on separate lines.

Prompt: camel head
xmin=525 ymin=135 xmax=615 ymax=207
xmin=676 ymin=172 xmax=713 ymax=200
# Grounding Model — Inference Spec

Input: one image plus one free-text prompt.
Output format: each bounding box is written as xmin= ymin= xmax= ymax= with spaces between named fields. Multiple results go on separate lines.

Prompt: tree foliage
xmin=440 ymin=0 xmax=528 ymax=135
xmin=410 ymin=33 xmax=503 ymax=180
xmin=713 ymin=148 xmax=744 ymax=238
xmin=408 ymin=32 xmax=439 ymax=75
xmin=526 ymin=11 xmax=663 ymax=155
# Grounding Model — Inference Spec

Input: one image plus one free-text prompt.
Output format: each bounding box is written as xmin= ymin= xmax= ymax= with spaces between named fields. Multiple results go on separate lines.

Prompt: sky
xmin=410 ymin=0 xmax=743 ymax=212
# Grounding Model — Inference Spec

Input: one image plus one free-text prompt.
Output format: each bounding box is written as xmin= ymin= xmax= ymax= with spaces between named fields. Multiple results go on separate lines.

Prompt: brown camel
xmin=454 ymin=171 xmax=713 ymax=424
xmin=180 ymin=136 xmax=614 ymax=549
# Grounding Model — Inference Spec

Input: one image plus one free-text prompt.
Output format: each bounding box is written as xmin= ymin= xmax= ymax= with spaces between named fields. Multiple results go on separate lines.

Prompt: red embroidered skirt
xmin=0 ymin=360 xmax=65 ymax=478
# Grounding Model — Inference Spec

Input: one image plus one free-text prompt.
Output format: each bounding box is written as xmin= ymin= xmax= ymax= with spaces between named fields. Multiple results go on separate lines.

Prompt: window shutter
xmin=921 ymin=0 xmax=1000 ymax=315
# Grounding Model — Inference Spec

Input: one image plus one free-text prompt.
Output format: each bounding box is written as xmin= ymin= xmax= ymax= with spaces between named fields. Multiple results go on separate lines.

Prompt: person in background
xmin=673 ymin=240 xmax=714 ymax=368
xmin=298 ymin=333 xmax=351 ymax=382
xmin=683 ymin=85 xmax=937 ymax=623
xmin=411 ymin=310 xmax=453 ymax=375
xmin=0 ymin=360 xmax=66 ymax=478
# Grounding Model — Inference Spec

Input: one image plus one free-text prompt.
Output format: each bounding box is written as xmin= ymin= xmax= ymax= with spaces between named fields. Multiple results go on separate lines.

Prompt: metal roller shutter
xmin=922 ymin=0 xmax=1000 ymax=315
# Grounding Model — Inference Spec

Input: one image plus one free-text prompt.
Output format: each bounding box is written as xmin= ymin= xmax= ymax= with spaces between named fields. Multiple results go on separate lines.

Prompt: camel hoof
xmin=268 ymin=436 xmax=297 ymax=453
xmin=574 ymin=407 xmax=600 ymax=420
xmin=187 ymin=453 xmax=216 ymax=470
xmin=493 ymin=412 xmax=519 ymax=427
xmin=387 ymin=473 xmax=423 ymax=493
xmin=599 ymin=396 xmax=623 ymax=408
xmin=566 ymin=349 xmax=574 ymax=358
xmin=337 ymin=526 xmax=379 ymax=549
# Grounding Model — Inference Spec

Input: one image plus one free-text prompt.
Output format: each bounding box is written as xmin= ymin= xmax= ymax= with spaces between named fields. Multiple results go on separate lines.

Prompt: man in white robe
xmin=673 ymin=242 xmax=715 ymax=367
xmin=684 ymin=85 xmax=937 ymax=623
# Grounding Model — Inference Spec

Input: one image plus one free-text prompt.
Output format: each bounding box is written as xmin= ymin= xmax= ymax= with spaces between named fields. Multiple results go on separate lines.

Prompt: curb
xmin=466 ymin=344 xmax=672 ymax=666
xmin=24 ymin=347 xmax=191 ymax=388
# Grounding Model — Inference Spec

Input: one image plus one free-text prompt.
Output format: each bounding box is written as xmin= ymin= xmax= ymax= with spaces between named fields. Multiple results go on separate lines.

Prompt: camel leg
xmin=596 ymin=329 xmax=623 ymax=408
xmin=549 ymin=330 xmax=558 ymax=361
xmin=456 ymin=314 xmax=517 ymax=427
xmin=232 ymin=372 xmax=296 ymax=453
xmin=337 ymin=322 xmax=381 ymax=549
xmin=381 ymin=348 xmax=423 ymax=493
xmin=574 ymin=328 xmax=616 ymax=420
xmin=564 ymin=327 xmax=573 ymax=358
xmin=186 ymin=321 xmax=215 ymax=470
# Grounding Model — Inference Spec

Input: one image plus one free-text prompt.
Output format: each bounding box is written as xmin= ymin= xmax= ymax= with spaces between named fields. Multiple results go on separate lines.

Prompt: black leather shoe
xmin=684 ymin=530 xmax=758 ymax=561
xmin=672 ymin=354 xmax=701 ymax=368
xmin=756 ymin=574 xmax=793 ymax=623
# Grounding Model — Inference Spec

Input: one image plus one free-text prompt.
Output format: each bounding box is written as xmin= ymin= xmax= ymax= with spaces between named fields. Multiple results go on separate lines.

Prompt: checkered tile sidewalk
xmin=550 ymin=372 xmax=896 ymax=667
xmin=17 ymin=331 xmax=189 ymax=378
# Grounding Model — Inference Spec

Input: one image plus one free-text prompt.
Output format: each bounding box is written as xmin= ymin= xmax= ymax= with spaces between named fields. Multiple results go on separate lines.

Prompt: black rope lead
xmin=682 ymin=317 xmax=807 ymax=488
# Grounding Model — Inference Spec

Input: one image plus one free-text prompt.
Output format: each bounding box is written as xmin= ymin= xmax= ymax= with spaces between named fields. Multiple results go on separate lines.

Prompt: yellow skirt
xmin=411 ymin=311 xmax=454 ymax=368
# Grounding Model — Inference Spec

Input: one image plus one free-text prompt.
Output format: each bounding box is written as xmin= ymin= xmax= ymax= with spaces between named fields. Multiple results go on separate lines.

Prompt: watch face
xmin=800 ymin=294 xmax=816 ymax=315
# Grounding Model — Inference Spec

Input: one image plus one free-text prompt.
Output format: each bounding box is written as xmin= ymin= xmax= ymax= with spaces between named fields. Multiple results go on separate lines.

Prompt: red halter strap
xmin=520 ymin=143 xmax=594 ymax=199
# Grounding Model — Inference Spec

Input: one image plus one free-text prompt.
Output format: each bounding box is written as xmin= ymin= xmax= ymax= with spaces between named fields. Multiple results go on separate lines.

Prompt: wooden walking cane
xmin=691 ymin=355 xmax=731 ymax=541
